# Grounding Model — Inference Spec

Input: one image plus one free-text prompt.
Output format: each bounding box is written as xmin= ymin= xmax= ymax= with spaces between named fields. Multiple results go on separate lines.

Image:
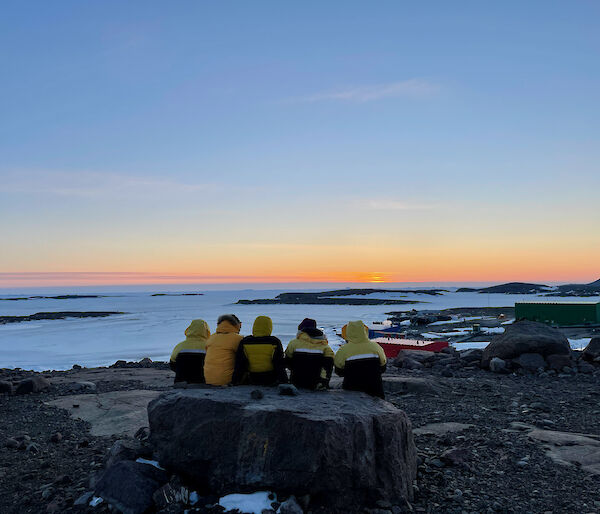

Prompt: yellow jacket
xmin=285 ymin=332 xmax=334 ymax=361
xmin=204 ymin=319 xmax=243 ymax=386
xmin=170 ymin=319 xmax=211 ymax=364
xmin=334 ymin=320 xmax=387 ymax=370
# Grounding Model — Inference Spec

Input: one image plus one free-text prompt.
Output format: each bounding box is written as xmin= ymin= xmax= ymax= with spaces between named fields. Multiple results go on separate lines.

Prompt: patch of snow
xmin=501 ymin=319 xmax=515 ymax=325
xmin=482 ymin=327 xmax=505 ymax=334
xmin=428 ymin=316 xmax=481 ymax=326
xmin=89 ymin=496 xmax=104 ymax=507
xmin=218 ymin=491 xmax=276 ymax=514
xmin=421 ymin=329 xmax=471 ymax=338
xmin=136 ymin=457 xmax=165 ymax=470
xmin=569 ymin=338 xmax=591 ymax=350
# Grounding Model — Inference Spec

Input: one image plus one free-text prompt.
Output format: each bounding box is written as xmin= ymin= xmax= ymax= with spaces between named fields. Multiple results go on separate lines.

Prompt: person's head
xmin=252 ymin=315 xmax=273 ymax=337
xmin=185 ymin=319 xmax=210 ymax=340
xmin=298 ymin=318 xmax=317 ymax=332
xmin=217 ymin=314 xmax=242 ymax=332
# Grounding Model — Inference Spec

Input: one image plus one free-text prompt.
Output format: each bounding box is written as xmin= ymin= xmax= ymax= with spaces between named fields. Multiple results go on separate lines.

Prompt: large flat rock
xmin=148 ymin=386 xmax=417 ymax=511
xmin=47 ymin=389 xmax=162 ymax=437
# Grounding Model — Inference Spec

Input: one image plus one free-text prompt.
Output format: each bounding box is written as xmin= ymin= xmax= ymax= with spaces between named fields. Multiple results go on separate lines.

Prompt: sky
xmin=1 ymin=1 xmax=599 ymax=287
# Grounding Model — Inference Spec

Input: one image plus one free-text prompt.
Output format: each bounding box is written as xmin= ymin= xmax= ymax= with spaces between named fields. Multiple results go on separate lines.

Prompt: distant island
xmin=0 ymin=311 xmax=124 ymax=325
xmin=151 ymin=293 xmax=204 ymax=297
xmin=0 ymin=295 xmax=105 ymax=301
xmin=236 ymin=289 xmax=437 ymax=305
xmin=457 ymin=279 xmax=600 ymax=295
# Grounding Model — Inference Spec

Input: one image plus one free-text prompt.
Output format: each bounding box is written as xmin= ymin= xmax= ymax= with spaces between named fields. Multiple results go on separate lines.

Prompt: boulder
xmin=547 ymin=354 xmax=573 ymax=371
xmin=482 ymin=320 xmax=570 ymax=368
xmin=582 ymin=338 xmax=600 ymax=363
xmin=105 ymin=439 xmax=149 ymax=468
xmin=514 ymin=353 xmax=546 ymax=371
xmin=395 ymin=350 xmax=438 ymax=364
xmin=489 ymin=357 xmax=507 ymax=374
xmin=0 ymin=381 xmax=14 ymax=395
xmin=148 ymin=387 xmax=416 ymax=511
xmin=458 ymin=348 xmax=483 ymax=364
xmin=94 ymin=461 xmax=168 ymax=514
xmin=16 ymin=376 xmax=50 ymax=395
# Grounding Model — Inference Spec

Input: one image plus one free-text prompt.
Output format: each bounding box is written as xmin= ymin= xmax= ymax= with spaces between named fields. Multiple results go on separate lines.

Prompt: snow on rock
xmin=218 ymin=492 xmax=276 ymax=514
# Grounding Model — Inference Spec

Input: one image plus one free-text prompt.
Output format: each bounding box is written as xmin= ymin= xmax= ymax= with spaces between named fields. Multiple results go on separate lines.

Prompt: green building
xmin=515 ymin=301 xmax=600 ymax=326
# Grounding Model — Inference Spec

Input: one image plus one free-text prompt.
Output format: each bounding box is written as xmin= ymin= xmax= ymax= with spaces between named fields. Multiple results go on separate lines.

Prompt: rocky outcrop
xmin=16 ymin=376 xmax=50 ymax=394
xmin=582 ymin=337 xmax=600 ymax=363
xmin=148 ymin=387 xmax=417 ymax=511
xmin=482 ymin=320 xmax=571 ymax=369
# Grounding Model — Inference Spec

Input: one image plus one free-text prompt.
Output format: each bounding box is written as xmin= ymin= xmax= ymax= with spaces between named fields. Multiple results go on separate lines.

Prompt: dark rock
xmin=0 ymin=380 xmax=14 ymax=395
xmin=279 ymin=495 xmax=304 ymax=514
xmin=441 ymin=368 xmax=454 ymax=378
xmin=112 ymin=360 xmax=127 ymax=368
xmin=152 ymin=477 xmax=189 ymax=510
xmin=95 ymin=461 xmax=168 ymax=514
xmin=16 ymin=376 xmax=50 ymax=395
xmin=26 ymin=442 xmax=41 ymax=453
xmin=395 ymin=350 xmax=437 ymax=364
xmin=251 ymin=389 xmax=264 ymax=400
xmin=400 ymin=358 xmax=424 ymax=370
xmin=148 ymin=387 xmax=417 ymax=511
xmin=514 ymin=353 xmax=546 ymax=371
xmin=489 ymin=357 xmax=507 ymax=374
xmin=69 ymin=381 xmax=97 ymax=393
xmin=73 ymin=492 xmax=93 ymax=506
xmin=105 ymin=439 xmax=147 ymax=468
xmin=482 ymin=320 xmax=570 ymax=368
xmin=440 ymin=447 xmax=472 ymax=466
xmin=458 ymin=348 xmax=483 ymax=363
xmin=5 ymin=438 xmax=19 ymax=449
xmin=134 ymin=427 xmax=150 ymax=442
xmin=278 ymin=384 xmax=299 ymax=396
xmin=139 ymin=357 xmax=153 ymax=368
xmin=50 ymin=432 xmax=62 ymax=443
xmin=72 ymin=364 xmax=82 ymax=370
xmin=547 ymin=354 xmax=573 ymax=371
xmin=582 ymin=338 xmax=600 ymax=362
xmin=578 ymin=361 xmax=596 ymax=374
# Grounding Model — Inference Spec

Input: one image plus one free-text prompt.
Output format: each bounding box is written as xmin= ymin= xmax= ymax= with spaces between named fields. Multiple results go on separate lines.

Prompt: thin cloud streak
xmin=292 ymin=79 xmax=439 ymax=103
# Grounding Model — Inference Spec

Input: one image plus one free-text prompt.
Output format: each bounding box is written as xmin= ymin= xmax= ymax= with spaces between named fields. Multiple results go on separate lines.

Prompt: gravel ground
xmin=1 ymin=364 xmax=599 ymax=514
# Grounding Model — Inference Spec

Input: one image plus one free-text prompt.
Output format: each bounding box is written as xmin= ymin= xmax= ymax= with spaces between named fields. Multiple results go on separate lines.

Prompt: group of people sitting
xmin=169 ymin=314 xmax=388 ymax=398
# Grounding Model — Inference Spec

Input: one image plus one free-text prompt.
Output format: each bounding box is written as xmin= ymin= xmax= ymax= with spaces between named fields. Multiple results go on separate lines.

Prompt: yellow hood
xmin=184 ymin=319 xmax=210 ymax=340
xmin=252 ymin=316 xmax=273 ymax=337
xmin=345 ymin=320 xmax=370 ymax=344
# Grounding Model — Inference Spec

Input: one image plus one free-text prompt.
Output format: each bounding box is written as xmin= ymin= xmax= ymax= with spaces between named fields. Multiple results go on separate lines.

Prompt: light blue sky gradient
xmin=1 ymin=1 xmax=599 ymax=282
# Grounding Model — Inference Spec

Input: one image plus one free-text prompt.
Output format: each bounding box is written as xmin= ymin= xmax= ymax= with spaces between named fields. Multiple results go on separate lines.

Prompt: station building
xmin=515 ymin=301 xmax=600 ymax=326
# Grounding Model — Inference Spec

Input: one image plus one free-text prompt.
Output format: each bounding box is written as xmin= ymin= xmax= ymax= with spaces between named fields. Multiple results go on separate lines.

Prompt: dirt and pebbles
xmin=1 ymin=359 xmax=599 ymax=514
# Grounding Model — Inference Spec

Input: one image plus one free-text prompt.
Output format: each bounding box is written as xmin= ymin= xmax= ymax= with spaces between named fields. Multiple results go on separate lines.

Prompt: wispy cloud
xmin=292 ymin=79 xmax=439 ymax=103
xmin=0 ymin=170 xmax=212 ymax=198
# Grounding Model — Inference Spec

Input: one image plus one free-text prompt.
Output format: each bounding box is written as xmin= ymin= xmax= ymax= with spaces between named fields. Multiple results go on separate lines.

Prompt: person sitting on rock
xmin=232 ymin=315 xmax=288 ymax=386
xmin=169 ymin=319 xmax=211 ymax=384
xmin=204 ymin=314 xmax=244 ymax=386
xmin=334 ymin=320 xmax=387 ymax=398
xmin=285 ymin=318 xmax=334 ymax=390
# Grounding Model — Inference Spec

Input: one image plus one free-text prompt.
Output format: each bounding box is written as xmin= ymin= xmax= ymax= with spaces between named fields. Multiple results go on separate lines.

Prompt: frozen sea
xmin=1 ymin=284 xmax=598 ymax=371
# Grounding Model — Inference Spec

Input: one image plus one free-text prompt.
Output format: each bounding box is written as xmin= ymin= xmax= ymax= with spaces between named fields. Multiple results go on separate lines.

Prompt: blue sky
xmin=1 ymin=1 xmax=599 ymax=284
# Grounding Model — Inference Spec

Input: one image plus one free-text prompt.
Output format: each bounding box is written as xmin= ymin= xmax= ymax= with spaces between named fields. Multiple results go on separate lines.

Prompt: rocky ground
xmin=1 ymin=348 xmax=600 ymax=514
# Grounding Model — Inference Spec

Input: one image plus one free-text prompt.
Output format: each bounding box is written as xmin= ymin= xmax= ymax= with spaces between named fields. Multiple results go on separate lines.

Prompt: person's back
xmin=169 ymin=319 xmax=211 ymax=384
xmin=285 ymin=318 xmax=334 ymax=390
xmin=204 ymin=314 xmax=243 ymax=386
xmin=232 ymin=316 xmax=287 ymax=386
xmin=334 ymin=320 xmax=387 ymax=398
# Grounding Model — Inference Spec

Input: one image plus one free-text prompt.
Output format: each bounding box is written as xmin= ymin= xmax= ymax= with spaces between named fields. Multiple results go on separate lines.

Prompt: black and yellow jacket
xmin=334 ymin=321 xmax=387 ymax=398
xmin=285 ymin=328 xmax=334 ymax=390
xmin=232 ymin=316 xmax=288 ymax=386
xmin=170 ymin=319 xmax=211 ymax=384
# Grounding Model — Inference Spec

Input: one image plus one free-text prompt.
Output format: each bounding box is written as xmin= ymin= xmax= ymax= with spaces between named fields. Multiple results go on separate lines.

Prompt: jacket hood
xmin=297 ymin=331 xmax=328 ymax=345
xmin=345 ymin=321 xmax=370 ymax=344
xmin=252 ymin=316 xmax=273 ymax=337
xmin=184 ymin=319 xmax=210 ymax=340
xmin=216 ymin=319 xmax=240 ymax=334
